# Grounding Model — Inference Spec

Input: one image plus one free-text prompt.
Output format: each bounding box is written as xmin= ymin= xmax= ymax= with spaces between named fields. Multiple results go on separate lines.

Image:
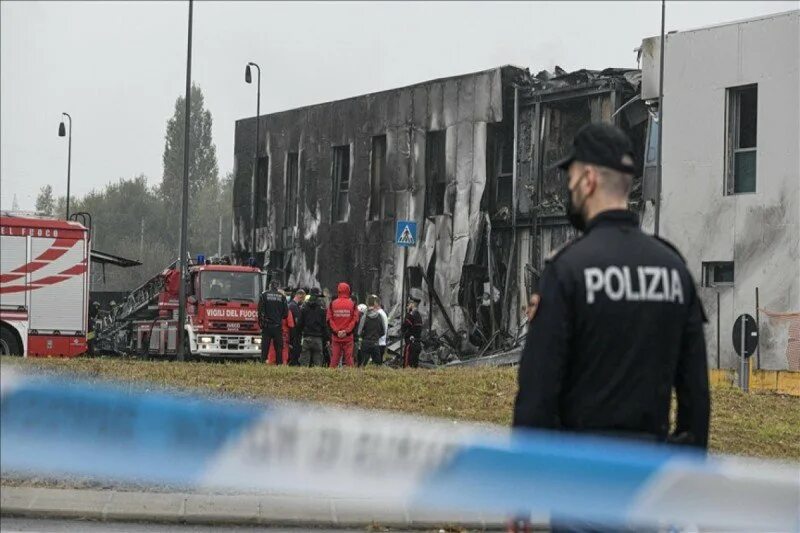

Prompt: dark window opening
xmin=369 ymin=136 xmax=387 ymax=220
xmin=488 ymin=124 xmax=514 ymax=210
xmin=332 ymin=145 xmax=350 ymax=222
xmin=285 ymin=153 xmax=299 ymax=228
xmin=425 ymin=131 xmax=446 ymax=217
xmin=642 ymin=114 xmax=660 ymax=203
xmin=407 ymin=265 xmax=423 ymax=291
xmin=256 ymin=156 xmax=269 ymax=226
xmin=726 ymin=85 xmax=757 ymax=195
xmin=702 ymin=261 xmax=734 ymax=287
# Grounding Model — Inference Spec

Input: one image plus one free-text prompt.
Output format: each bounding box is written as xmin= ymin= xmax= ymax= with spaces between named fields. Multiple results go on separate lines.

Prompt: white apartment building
xmin=641 ymin=11 xmax=800 ymax=371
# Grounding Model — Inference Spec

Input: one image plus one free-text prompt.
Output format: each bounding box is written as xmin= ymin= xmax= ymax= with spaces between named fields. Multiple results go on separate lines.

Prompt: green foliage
xmin=35 ymin=185 xmax=55 ymax=216
xmin=160 ymin=84 xmax=219 ymax=216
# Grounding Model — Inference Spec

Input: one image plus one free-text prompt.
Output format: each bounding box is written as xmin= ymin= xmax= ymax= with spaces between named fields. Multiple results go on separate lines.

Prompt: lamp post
xmin=58 ymin=113 xmax=72 ymax=219
xmin=176 ymin=0 xmax=194 ymax=362
xmin=245 ymin=62 xmax=261 ymax=265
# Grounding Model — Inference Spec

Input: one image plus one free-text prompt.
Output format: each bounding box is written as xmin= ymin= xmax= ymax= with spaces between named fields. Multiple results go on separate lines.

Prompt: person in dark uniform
xmin=258 ymin=280 xmax=289 ymax=364
xmin=401 ymin=296 xmax=423 ymax=368
xmin=512 ymin=123 xmax=710 ymax=530
xmin=287 ymin=289 xmax=305 ymax=365
xmin=514 ymin=122 xmax=710 ymax=445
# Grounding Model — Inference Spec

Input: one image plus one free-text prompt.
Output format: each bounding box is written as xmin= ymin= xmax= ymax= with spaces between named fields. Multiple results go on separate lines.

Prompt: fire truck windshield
xmin=200 ymin=271 xmax=260 ymax=302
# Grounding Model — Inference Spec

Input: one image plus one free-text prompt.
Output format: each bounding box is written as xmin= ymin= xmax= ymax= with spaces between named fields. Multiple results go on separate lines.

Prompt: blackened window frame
xmin=425 ymin=130 xmax=447 ymax=217
xmin=285 ymin=152 xmax=299 ymax=228
xmin=331 ymin=145 xmax=350 ymax=223
xmin=256 ymin=155 xmax=269 ymax=227
xmin=369 ymin=135 xmax=387 ymax=221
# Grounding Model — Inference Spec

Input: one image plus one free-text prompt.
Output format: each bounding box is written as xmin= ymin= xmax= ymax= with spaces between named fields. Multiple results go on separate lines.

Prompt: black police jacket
xmin=258 ymin=289 xmax=288 ymax=327
xmin=513 ymin=210 xmax=710 ymax=449
xmin=296 ymin=297 xmax=327 ymax=338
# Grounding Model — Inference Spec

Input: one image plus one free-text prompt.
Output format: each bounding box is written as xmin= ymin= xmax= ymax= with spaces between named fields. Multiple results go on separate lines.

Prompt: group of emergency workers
xmin=257 ymin=280 xmax=424 ymax=368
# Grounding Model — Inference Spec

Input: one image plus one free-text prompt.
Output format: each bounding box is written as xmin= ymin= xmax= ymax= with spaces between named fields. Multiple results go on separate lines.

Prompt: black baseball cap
xmin=554 ymin=123 xmax=637 ymax=175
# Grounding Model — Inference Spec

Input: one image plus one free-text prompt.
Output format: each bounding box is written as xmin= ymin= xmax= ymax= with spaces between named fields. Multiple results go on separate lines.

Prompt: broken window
xmin=641 ymin=113 xmax=660 ymax=202
xmin=256 ymin=155 xmax=269 ymax=226
xmin=702 ymin=261 xmax=734 ymax=287
xmin=495 ymin=130 xmax=514 ymax=209
xmin=369 ymin=136 xmax=387 ymax=220
xmin=726 ymin=85 xmax=757 ymax=195
xmin=285 ymin=153 xmax=299 ymax=228
xmin=331 ymin=145 xmax=350 ymax=222
xmin=425 ymin=130 xmax=446 ymax=217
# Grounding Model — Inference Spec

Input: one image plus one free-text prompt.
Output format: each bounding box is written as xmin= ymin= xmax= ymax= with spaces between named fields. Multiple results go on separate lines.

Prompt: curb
xmin=0 ymin=486 xmax=538 ymax=530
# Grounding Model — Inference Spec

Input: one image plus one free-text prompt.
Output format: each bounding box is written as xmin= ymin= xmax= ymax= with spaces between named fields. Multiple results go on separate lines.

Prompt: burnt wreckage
xmin=232 ymin=66 xmax=648 ymax=362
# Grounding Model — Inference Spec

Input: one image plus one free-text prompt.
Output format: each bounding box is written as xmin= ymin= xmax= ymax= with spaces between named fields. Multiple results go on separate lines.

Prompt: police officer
xmin=513 ymin=123 xmax=710 ymax=453
xmin=258 ymin=280 xmax=289 ymax=363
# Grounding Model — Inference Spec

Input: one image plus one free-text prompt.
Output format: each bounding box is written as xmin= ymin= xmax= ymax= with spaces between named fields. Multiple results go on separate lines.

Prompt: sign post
xmin=396 ymin=221 xmax=417 ymax=367
xmin=733 ymin=313 xmax=758 ymax=392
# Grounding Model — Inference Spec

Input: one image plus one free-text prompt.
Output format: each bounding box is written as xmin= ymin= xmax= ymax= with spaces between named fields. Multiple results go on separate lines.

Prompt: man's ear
xmin=584 ymin=165 xmax=600 ymax=195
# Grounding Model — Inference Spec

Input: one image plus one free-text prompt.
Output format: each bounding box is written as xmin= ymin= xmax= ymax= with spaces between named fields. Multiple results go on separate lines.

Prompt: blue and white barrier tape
xmin=1 ymin=367 xmax=798 ymax=530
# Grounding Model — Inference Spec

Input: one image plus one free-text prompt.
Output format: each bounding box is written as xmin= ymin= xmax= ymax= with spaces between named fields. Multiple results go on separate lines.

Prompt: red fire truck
xmin=0 ymin=213 xmax=91 ymax=356
xmin=95 ymin=256 xmax=263 ymax=359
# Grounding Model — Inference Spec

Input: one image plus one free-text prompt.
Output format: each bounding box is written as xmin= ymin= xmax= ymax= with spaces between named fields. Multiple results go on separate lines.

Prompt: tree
xmin=160 ymin=84 xmax=219 ymax=214
xmin=35 ymin=185 xmax=55 ymax=216
xmin=188 ymin=171 xmax=234 ymax=257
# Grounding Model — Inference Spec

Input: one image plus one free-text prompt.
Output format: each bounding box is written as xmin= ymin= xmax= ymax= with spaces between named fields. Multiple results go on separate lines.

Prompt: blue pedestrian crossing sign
xmin=395 ymin=220 xmax=417 ymax=247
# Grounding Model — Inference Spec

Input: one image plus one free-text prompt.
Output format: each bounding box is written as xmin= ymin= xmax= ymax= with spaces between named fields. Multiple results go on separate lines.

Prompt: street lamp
xmin=58 ymin=112 xmax=72 ymax=219
xmin=245 ymin=62 xmax=261 ymax=265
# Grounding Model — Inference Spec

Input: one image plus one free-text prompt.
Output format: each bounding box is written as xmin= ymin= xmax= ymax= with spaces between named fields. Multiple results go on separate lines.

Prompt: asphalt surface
xmin=0 ymin=517 xmax=404 ymax=532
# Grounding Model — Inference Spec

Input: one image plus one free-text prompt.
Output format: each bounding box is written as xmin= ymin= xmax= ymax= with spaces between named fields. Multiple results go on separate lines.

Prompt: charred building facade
xmin=232 ymin=66 xmax=645 ymax=345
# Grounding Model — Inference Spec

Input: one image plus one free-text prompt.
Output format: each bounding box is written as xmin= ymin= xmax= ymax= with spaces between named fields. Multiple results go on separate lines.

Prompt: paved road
xmin=0 ymin=517 xmax=398 ymax=533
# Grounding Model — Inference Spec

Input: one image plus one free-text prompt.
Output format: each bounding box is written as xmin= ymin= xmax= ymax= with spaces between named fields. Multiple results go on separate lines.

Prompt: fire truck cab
xmin=0 ymin=213 xmax=90 ymax=357
xmin=99 ymin=255 xmax=264 ymax=359
xmin=171 ymin=259 xmax=263 ymax=358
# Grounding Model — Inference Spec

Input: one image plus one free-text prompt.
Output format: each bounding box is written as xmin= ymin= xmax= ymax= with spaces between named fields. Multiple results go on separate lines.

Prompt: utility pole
xmin=654 ymin=0 xmax=666 ymax=236
xmin=176 ymin=0 xmax=193 ymax=362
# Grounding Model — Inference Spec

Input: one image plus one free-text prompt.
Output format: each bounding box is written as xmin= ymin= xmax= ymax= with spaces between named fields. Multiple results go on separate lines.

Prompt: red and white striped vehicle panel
xmin=0 ymin=215 xmax=90 ymax=356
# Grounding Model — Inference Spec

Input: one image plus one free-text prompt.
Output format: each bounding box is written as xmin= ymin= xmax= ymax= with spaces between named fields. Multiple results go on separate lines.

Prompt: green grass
xmin=2 ymin=356 xmax=799 ymax=460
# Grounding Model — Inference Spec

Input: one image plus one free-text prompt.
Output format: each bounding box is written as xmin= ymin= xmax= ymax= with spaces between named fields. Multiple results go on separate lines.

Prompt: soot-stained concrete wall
xmin=233 ymin=67 xmax=527 ymax=330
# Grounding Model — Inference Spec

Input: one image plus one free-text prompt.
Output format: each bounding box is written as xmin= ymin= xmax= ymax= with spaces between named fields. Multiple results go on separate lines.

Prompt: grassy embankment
xmin=2 ymin=356 xmax=799 ymax=460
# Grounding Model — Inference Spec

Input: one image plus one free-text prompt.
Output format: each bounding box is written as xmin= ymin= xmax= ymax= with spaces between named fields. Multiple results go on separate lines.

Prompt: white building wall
xmin=660 ymin=11 xmax=800 ymax=370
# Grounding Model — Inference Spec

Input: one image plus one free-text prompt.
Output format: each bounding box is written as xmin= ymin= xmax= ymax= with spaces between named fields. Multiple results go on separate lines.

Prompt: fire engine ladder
xmin=96 ymin=258 xmax=181 ymax=334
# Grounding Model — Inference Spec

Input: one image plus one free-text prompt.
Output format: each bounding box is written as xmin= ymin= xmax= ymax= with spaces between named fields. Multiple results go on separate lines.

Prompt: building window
xmin=332 ymin=145 xmax=350 ymax=222
xmin=726 ymin=85 xmax=757 ymax=195
xmin=641 ymin=113 xmax=660 ymax=202
xmin=425 ymin=130 xmax=446 ymax=217
xmin=285 ymin=153 xmax=299 ymax=228
xmin=256 ymin=155 xmax=269 ymax=226
xmin=702 ymin=261 xmax=734 ymax=287
xmin=496 ymin=133 xmax=514 ymax=208
xmin=369 ymin=136 xmax=387 ymax=220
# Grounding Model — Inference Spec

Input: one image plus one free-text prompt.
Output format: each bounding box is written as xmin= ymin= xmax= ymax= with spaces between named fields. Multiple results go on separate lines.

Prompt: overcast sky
xmin=2 ymin=0 xmax=797 ymax=211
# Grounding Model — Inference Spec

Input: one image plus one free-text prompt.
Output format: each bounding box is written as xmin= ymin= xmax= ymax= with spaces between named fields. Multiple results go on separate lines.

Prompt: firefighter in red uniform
xmin=267 ymin=298 xmax=296 ymax=365
xmin=326 ymin=282 xmax=359 ymax=368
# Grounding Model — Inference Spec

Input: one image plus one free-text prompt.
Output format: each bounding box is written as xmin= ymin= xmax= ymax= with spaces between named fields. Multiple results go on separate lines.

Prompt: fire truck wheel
xmin=0 ymin=326 xmax=22 ymax=356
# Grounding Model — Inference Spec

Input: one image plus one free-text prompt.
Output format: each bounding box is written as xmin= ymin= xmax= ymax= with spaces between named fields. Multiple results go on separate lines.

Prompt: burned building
xmin=232 ymin=65 xmax=645 ymax=348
